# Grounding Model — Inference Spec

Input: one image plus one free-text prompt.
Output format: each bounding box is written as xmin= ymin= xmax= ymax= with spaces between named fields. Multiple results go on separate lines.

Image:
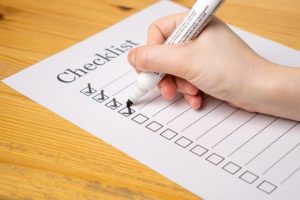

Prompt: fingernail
xmin=128 ymin=49 xmax=136 ymax=67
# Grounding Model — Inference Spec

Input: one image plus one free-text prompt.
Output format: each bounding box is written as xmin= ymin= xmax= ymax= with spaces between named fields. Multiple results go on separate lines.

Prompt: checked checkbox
xmin=105 ymin=98 xmax=122 ymax=110
xmin=93 ymin=90 xmax=109 ymax=103
xmin=80 ymin=83 xmax=97 ymax=96
xmin=118 ymin=106 xmax=135 ymax=117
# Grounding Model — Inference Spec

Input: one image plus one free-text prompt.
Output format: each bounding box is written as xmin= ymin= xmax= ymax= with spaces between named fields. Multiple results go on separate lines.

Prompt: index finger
xmin=147 ymin=12 xmax=187 ymax=45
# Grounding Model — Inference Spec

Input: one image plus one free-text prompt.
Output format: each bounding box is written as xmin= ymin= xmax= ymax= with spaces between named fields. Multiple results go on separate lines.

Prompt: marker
xmin=126 ymin=0 xmax=224 ymax=106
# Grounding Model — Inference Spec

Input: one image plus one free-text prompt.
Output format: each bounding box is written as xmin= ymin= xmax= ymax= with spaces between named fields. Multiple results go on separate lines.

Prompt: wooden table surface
xmin=0 ymin=0 xmax=299 ymax=199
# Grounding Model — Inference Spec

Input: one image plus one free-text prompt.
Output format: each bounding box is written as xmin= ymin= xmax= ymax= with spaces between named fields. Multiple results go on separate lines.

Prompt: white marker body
xmin=128 ymin=0 xmax=224 ymax=103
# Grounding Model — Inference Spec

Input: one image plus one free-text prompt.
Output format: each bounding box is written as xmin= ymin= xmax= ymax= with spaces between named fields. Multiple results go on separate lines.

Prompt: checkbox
xmin=118 ymin=107 xmax=135 ymax=117
xmin=175 ymin=137 xmax=192 ymax=148
xmin=80 ymin=83 xmax=97 ymax=96
xmin=206 ymin=153 xmax=224 ymax=165
xmin=239 ymin=171 xmax=258 ymax=184
xmin=190 ymin=145 xmax=208 ymax=157
xmin=222 ymin=162 xmax=241 ymax=174
xmin=257 ymin=180 xmax=277 ymax=194
xmin=92 ymin=93 xmax=109 ymax=103
xmin=160 ymin=129 xmax=177 ymax=140
xmin=146 ymin=121 xmax=163 ymax=132
xmin=132 ymin=114 xmax=149 ymax=124
xmin=105 ymin=99 xmax=122 ymax=110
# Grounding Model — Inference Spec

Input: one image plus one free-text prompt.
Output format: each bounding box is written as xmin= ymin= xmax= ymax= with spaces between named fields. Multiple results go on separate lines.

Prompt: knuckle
xmin=148 ymin=22 xmax=155 ymax=32
xmin=136 ymin=48 xmax=151 ymax=70
xmin=188 ymin=84 xmax=198 ymax=95
xmin=174 ymin=56 xmax=190 ymax=79
xmin=148 ymin=20 xmax=159 ymax=33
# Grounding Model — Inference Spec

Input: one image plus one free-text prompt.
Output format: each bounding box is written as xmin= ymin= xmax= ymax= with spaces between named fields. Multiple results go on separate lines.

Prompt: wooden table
xmin=1 ymin=0 xmax=299 ymax=199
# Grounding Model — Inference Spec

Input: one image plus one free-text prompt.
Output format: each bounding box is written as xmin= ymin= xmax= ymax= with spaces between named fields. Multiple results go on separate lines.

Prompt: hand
xmin=128 ymin=13 xmax=300 ymax=121
xmin=128 ymin=13 xmax=266 ymax=110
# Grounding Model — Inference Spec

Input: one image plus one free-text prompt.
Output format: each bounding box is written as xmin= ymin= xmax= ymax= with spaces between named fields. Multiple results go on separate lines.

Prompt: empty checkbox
xmin=146 ymin=121 xmax=163 ymax=132
xmin=175 ymin=137 xmax=192 ymax=148
xmin=223 ymin=162 xmax=241 ymax=174
xmin=257 ymin=180 xmax=277 ymax=194
xmin=206 ymin=153 xmax=224 ymax=165
xmin=132 ymin=114 xmax=149 ymax=124
xmin=239 ymin=171 xmax=258 ymax=184
xmin=190 ymin=145 xmax=208 ymax=157
xmin=160 ymin=129 xmax=177 ymax=140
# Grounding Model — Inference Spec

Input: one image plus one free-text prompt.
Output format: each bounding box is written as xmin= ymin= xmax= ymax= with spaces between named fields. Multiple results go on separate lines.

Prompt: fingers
xmin=158 ymin=75 xmax=202 ymax=109
xmin=147 ymin=12 xmax=187 ymax=45
xmin=175 ymin=77 xmax=199 ymax=96
xmin=184 ymin=94 xmax=202 ymax=109
xmin=158 ymin=75 xmax=177 ymax=100
xmin=128 ymin=12 xmax=192 ymax=80
xmin=129 ymin=12 xmax=201 ymax=109
xmin=128 ymin=44 xmax=190 ymax=79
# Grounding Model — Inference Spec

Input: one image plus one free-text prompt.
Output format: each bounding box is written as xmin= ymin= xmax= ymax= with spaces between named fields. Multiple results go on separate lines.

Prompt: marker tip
xmin=126 ymin=99 xmax=133 ymax=107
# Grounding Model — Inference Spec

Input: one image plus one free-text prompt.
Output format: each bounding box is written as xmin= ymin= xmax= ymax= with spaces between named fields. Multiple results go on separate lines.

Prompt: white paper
xmin=3 ymin=1 xmax=300 ymax=199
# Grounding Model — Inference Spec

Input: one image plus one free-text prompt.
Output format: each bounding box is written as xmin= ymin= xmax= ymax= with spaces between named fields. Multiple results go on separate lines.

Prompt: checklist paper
xmin=3 ymin=1 xmax=300 ymax=199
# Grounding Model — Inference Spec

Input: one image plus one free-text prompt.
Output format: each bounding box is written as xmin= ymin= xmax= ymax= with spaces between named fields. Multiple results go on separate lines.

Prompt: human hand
xmin=128 ymin=13 xmax=300 ymax=120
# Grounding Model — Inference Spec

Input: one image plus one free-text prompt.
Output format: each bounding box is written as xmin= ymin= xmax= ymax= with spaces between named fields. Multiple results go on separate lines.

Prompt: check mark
xmin=118 ymin=106 xmax=135 ymax=117
xmin=92 ymin=90 xmax=108 ymax=103
xmin=105 ymin=98 xmax=122 ymax=110
xmin=80 ymin=83 xmax=97 ymax=96
xmin=112 ymin=98 xmax=117 ymax=107
xmin=87 ymin=83 xmax=93 ymax=94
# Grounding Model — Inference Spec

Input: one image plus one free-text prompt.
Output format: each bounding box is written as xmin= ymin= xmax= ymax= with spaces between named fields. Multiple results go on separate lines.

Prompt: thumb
xmin=128 ymin=44 xmax=189 ymax=78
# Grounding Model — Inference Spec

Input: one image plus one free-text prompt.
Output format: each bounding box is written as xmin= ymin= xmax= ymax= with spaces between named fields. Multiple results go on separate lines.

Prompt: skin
xmin=128 ymin=13 xmax=300 ymax=121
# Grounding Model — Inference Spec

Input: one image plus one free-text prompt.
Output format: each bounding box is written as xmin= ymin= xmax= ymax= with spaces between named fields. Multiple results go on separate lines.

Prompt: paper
xmin=3 ymin=1 xmax=300 ymax=199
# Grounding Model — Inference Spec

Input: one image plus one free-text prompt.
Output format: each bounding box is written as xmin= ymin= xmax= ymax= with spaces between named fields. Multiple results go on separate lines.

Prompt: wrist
xmin=247 ymin=61 xmax=280 ymax=114
xmin=234 ymin=55 xmax=279 ymax=114
xmin=240 ymin=58 xmax=300 ymax=120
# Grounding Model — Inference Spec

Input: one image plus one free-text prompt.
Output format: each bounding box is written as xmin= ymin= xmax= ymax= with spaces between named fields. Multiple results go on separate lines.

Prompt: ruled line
xmin=138 ymin=94 xmax=162 ymax=110
xmin=228 ymin=117 xmax=278 ymax=157
xmin=195 ymin=108 xmax=238 ymax=140
xmin=181 ymin=102 xmax=224 ymax=132
xmin=112 ymin=81 xmax=136 ymax=96
xmin=100 ymin=70 xmax=133 ymax=89
xmin=245 ymin=122 xmax=298 ymax=166
xmin=152 ymin=96 xmax=183 ymax=117
xmin=166 ymin=96 xmax=210 ymax=125
xmin=280 ymin=164 xmax=300 ymax=185
xmin=262 ymin=138 xmax=300 ymax=175
xmin=211 ymin=113 xmax=258 ymax=149
xmin=166 ymin=106 xmax=192 ymax=125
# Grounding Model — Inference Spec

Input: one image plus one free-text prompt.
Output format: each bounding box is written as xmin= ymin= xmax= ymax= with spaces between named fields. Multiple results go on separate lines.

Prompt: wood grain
xmin=0 ymin=0 xmax=299 ymax=199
